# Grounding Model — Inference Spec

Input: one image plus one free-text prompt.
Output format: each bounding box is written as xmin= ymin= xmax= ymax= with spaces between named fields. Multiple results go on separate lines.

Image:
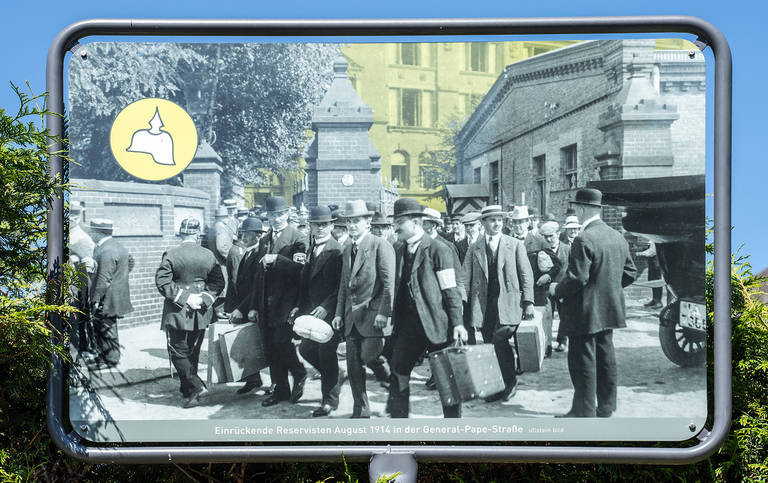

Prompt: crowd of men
xmin=70 ymin=188 xmax=638 ymax=419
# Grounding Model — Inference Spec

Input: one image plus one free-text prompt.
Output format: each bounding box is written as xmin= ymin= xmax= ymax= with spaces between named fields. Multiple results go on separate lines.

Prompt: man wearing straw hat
xmin=331 ymin=200 xmax=395 ymax=418
xmin=88 ymin=218 xmax=133 ymax=369
xmin=463 ymin=205 xmax=534 ymax=402
xmin=549 ymin=188 xmax=637 ymax=418
xmin=156 ymin=218 xmax=225 ymax=408
xmin=388 ymin=198 xmax=466 ymax=418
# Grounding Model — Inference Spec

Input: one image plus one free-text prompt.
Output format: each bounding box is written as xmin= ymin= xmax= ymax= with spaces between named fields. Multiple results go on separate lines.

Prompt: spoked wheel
xmin=658 ymin=301 xmax=706 ymax=367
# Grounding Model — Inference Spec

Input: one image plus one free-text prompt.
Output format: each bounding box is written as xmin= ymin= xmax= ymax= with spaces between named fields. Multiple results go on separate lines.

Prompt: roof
xmin=444 ymin=184 xmax=489 ymax=199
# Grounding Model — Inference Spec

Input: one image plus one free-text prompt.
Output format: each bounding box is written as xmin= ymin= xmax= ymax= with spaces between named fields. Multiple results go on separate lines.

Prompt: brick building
xmin=455 ymin=39 xmax=705 ymax=229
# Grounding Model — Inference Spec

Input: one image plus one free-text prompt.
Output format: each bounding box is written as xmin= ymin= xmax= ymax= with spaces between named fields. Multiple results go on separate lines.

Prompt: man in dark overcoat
xmin=463 ymin=205 xmax=534 ymax=402
xmin=389 ymin=199 xmax=467 ymax=418
xmin=233 ymin=196 xmax=308 ymax=407
xmin=290 ymin=206 xmax=344 ymax=416
xmin=89 ymin=218 xmax=133 ymax=368
xmin=331 ymin=200 xmax=395 ymax=418
xmin=156 ymin=218 xmax=224 ymax=407
xmin=550 ymin=189 xmax=637 ymax=418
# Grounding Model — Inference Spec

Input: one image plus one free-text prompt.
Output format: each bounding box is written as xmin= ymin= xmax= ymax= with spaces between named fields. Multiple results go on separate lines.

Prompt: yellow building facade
xmin=248 ymin=39 xmax=690 ymax=212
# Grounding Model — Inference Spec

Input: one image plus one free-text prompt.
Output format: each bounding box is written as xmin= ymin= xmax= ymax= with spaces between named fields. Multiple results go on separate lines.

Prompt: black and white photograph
xmin=66 ymin=38 xmax=707 ymax=443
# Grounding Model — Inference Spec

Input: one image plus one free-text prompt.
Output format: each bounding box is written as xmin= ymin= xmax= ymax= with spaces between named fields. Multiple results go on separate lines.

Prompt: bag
xmin=429 ymin=340 xmax=505 ymax=405
xmin=206 ymin=322 xmax=234 ymax=384
xmin=292 ymin=315 xmax=334 ymax=343
xmin=218 ymin=322 xmax=268 ymax=382
xmin=517 ymin=308 xmax=546 ymax=372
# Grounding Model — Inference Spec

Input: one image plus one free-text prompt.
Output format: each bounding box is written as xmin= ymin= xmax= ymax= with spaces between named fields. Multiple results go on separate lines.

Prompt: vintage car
xmin=589 ymin=175 xmax=706 ymax=367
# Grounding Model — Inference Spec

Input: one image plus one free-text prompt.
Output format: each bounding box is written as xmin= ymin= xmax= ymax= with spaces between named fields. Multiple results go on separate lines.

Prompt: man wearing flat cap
xmin=88 ymin=218 xmax=133 ymax=368
xmin=290 ymin=206 xmax=344 ymax=417
xmin=463 ymin=205 xmax=534 ymax=402
xmin=331 ymin=200 xmax=395 ymax=418
xmin=233 ymin=196 xmax=309 ymax=407
xmin=156 ymin=218 xmax=224 ymax=408
xmin=549 ymin=188 xmax=637 ymax=418
xmin=455 ymin=212 xmax=481 ymax=265
xmin=388 ymin=198 xmax=467 ymax=418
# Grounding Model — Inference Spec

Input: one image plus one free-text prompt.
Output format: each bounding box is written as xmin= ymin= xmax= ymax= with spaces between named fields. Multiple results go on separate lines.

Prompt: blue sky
xmin=1 ymin=0 xmax=764 ymax=271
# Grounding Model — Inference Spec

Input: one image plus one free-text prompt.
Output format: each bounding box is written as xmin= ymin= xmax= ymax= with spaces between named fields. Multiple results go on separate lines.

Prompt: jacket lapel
xmin=474 ymin=240 xmax=488 ymax=279
xmin=498 ymin=236 xmax=510 ymax=283
xmin=411 ymin=235 xmax=428 ymax=278
xmin=350 ymin=233 xmax=369 ymax=279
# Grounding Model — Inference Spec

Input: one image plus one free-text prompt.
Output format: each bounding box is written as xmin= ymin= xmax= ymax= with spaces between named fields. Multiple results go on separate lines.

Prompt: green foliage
xmin=67 ymin=42 xmax=338 ymax=186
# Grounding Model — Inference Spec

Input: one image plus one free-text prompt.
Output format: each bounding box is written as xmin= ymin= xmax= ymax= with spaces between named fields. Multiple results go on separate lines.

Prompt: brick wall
xmin=71 ymin=178 xmax=210 ymax=328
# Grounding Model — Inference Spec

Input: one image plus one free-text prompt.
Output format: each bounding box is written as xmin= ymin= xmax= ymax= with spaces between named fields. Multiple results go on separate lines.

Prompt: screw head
xmin=688 ymin=50 xmax=696 ymax=59
xmin=689 ymin=423 xmax=697 ymax=432
xmin=79 ymin=49 xmax=88 ymax=59
xmin=80 ymin=424 xmax=89 ymax=432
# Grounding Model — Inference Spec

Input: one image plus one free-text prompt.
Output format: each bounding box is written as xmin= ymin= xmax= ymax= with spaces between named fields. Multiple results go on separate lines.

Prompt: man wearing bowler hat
xmin=463 ymin=205 xmax=534 ymax=401
xmin=88 ymin=218 xmax=134 ymax=368
xmin=389 ymin=198 xmax=467 ymax=418
xmin=290 ymin=206 xmax=344 ymax=416
xmin=233 ymin=196 xmax=309 ymax=406
xmin=156 ymin=218 xmax=225 ymax=408
xmin=331 ymin=200 xmax=395 ymax=418
xmin=549 ymin=188 xmax=637 ymax=418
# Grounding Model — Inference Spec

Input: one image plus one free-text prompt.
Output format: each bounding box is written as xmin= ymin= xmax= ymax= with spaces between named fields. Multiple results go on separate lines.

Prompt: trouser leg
xmin=648 ymin=258 xmax=662 ymax=302
xmin=595 ymin=330 xmax=617 ymax=415
xmin=167 ymin=328 xmax=205 ymax=398
xmin=489 ymin=325 xmax=517 ymax=388
xmin=94 ymin=313 xmax=120 ymax=365
xmin=567 ymin=333 xmax=597 ymax=417
xmin=267 ymin=327 xmax=291 ymax=399
xmin=346 ymin=333 xmax=369 ymax=417
xmin=389 ymin=333 xmax=424 ymax=419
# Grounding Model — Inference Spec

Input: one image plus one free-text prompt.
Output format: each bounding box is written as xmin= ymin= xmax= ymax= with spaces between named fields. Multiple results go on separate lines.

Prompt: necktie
xmin=351 ymin=244 xmax=358 ymax=267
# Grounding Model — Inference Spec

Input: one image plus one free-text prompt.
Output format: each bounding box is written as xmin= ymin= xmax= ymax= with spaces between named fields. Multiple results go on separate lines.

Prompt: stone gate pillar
xmin=304 ymin=56 xmax=383 ymax=209
xmin=182 ymin=140 xmax=223 ymax=230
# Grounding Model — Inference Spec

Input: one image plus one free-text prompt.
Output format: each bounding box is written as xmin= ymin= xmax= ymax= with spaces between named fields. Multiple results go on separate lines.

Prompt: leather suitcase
xmin=218 ymin=322 xmax=268 ymax=382
xmin=206 ymin=322 xmax=234 ymax=384
xmin=517 ymin=308 xmax=546 ymax=372
xmin=429 ymin=342 xmax=505 ymax=405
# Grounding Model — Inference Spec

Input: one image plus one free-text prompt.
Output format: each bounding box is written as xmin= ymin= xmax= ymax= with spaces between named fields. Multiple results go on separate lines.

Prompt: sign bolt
xmin=689 ymin=423 xmax=697 ymax=432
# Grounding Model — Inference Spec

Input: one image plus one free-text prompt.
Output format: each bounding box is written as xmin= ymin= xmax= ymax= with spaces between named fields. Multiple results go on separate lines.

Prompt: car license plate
xmin=679 ymin=301 xmax=706 ymax=331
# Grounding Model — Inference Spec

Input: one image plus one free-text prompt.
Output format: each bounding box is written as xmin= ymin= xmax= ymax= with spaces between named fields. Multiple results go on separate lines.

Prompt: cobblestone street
xmin=71 ymin=295 xmax=706 ymax=427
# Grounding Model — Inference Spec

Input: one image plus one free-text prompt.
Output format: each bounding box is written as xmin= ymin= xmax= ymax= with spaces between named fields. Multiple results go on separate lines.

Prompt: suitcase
xmin=517 ymin=308 xmax=546 ymax=372
xmin=206 ymin=322 xmax=234 ymax=384
xmin=218 ymin=322 xmax=268 ymax=382
xmin=429 ymin=342 xmax=505 ymax=405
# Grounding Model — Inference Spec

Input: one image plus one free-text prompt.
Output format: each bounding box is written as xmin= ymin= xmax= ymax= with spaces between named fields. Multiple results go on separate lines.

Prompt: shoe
xmin=425 ymin=375 xmax=437 ymax=390
xmin=484 ymin=384 xmax=517 ymax=402
xmin=183 ymin=387 xmax=208 ymax=408
xmin=312 ymin=404 xmax=335 ymax=417
xmin=290 ymin=373 xmax=308 ymax=403
xmin=262 ymin=394 xmax=289 ymax=407
xmin=644 ymin=300 xmax=663 ymax=309
xmin=596 ymin=409 xmax=614 ymax=418
xmin=555 ymin=343 xmax=566 ymax=352
xmin=545 ymin=345 xmax=552 ymax=358
xmin=236 ymin=381 xmax=260 ymax=395
xmin=86 ymin=357 xmax=118 ymax=370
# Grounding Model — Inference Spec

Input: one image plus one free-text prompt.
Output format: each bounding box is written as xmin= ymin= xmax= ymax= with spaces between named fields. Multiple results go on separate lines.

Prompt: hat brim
xmin=393 ymin=209 xmax=425 ymax=219
xmin=480 ymin=211 xmax=507 ymax=219
xmin=308 ymin=216 xmax=334 ymax=223
xmin=340 ymin=210 xmax=374 ymax=218
xmin=569 ymin=200 xmax=603 ymax=207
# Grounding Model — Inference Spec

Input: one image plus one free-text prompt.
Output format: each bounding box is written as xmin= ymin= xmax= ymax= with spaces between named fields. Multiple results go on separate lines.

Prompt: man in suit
xmin=331 ymin=200 xmax=395 ymax=418
xmin=290 ymin=206 xmax=344 ymax=417
xmin=156 ymin=218 xmax=225 ymax=408
xmin=88 ymin=218 xmax=133 ymax=368
xmin=509 ymin=205 xmax=548 ymax=256
xmin=233 ymin=196 xmax=309 ymax=406
xmin=463 ymin=205 xmax=534 ymax=402
xmin=389 ymin=199 xmax=467 ymax=418
xmin=550 ymin=189 xmax=637 ymax=418
xmin=68 ymin=201 xmax=96 ymax=357
xmin=454 ymin=212 xmax=481 ymax=265
xmin=227 ymin=217 xmax=268 ymax=395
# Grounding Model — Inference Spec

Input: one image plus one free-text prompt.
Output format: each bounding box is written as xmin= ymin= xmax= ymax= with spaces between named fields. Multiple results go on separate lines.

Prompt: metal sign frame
xmin=46 ymin=16 xmax=732 ymax=464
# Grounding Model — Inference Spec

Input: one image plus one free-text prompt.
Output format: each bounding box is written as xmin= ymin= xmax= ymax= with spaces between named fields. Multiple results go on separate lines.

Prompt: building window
xmin=467 ymin=43 xmax=489 ymax=72
xmin=418 ymin=151 xmax=439 ymax=189
xmin=391 ymin=150 xmax=410 ymax=189
xmin=533 ymin=155 xmax=546 ymax=215
xmin=399 ymin=44 xmax=420 ymax=66
xmin=473 ymin=167 xmax=482 ymax=184
xmin=401 ymin=89 xmax=421 ymax=127
xmin=490 ymin=161 xmax=500 ymax=204
xmin=561 ymin=144 xmax=578 ymax=189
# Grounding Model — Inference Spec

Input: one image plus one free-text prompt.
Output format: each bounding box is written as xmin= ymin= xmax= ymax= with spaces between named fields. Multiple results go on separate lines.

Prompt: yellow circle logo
xmin=109 ymin=98 xmax=198 ymax=181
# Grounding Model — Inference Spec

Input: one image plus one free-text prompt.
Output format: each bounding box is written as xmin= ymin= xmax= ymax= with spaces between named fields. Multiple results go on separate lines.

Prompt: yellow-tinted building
xmin=248 ymin=39 xmax=688 ymax=212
